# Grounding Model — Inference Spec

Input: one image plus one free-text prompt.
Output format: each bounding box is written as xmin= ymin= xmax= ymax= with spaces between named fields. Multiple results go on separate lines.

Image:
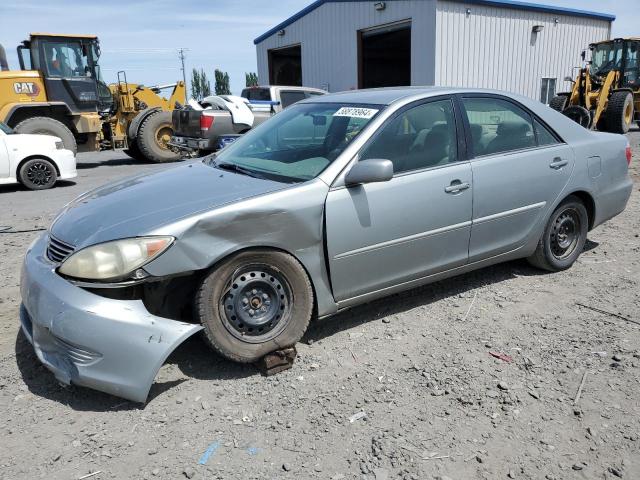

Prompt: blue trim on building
xmin=254 ymin=0 xmax=615 ymax=45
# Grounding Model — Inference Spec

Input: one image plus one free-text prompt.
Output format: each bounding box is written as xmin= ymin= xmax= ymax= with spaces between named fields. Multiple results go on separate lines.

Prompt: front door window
xmin=359 ymin=99 xmax=458 ymax=173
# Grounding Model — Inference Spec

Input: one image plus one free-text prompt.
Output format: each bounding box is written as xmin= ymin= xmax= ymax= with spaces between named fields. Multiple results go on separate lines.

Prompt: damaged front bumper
xmin=19 ymin=234 xmax=203 ymax=403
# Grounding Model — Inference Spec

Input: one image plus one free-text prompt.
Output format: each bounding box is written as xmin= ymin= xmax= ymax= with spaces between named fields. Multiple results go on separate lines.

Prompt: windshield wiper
xmin=215 ymin=161 xmax=265 ymax=179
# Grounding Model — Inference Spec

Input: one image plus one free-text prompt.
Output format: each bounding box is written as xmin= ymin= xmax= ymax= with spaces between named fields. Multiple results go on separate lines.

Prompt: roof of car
xmin=300 ymin=86 xmax=505 ymax=106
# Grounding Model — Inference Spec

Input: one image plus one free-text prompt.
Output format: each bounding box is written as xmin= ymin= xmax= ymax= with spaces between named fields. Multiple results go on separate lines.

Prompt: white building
xmin=254 ymin=0 xmax=614 ymax=102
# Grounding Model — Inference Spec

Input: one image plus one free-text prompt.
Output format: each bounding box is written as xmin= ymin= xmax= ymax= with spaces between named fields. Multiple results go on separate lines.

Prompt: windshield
xmin=90 ymin=41 xmax=113 ymax=111
xmin=206 ymin=102 xmax=383 ymax=182
xmin=591 ymin=42 xmax=623 ymax=77
xmin=0 ymin=122 xmax=14 ymax=134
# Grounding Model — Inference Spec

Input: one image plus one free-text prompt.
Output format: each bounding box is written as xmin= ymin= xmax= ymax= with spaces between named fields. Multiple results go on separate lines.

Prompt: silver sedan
xmin=20 ymin=87 xmax=633 ymax=402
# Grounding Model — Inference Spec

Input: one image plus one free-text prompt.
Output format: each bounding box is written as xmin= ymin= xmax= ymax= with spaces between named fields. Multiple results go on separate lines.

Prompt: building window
xmin=540 ymin=78 xmax=557 ymax=104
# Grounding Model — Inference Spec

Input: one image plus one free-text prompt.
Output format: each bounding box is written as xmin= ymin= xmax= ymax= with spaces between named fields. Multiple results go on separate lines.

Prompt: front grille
xmin=47 ymin=235 xmax=75 ymax=264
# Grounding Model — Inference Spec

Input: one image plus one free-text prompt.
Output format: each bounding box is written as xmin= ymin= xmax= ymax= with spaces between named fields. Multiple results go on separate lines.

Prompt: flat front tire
xmin=528 ymin=196 xmax=588 ymax=271
xmin=196 ymin=250 xmax=314 ymax=363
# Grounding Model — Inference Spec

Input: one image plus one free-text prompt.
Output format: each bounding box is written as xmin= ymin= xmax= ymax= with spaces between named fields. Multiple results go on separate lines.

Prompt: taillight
xmin=200 ymin=115 xmax=214 ymax=132
xmin=625 ymin=144 xmax=632 ymax=166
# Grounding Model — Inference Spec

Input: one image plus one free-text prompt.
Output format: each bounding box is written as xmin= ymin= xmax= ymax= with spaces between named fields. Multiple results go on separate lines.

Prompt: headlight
xmin=58 ymin=236 xmax=174 ymax=281
xmin=55 ymin=141 xmax=64 ymax=150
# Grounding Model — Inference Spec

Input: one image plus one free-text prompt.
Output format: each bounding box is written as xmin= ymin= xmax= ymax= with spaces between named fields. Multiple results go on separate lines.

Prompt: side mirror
xmin=564 ymin=76 xmax=575 ymax=83
xmin=581 ymin=50 xmax=586 ymax=61
xmin=345 ymin=159 xmax=393 ymax=186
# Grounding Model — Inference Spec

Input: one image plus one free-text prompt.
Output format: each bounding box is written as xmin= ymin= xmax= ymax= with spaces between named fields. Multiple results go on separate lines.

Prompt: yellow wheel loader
xmin=0 ymin=33 xmax=184 ymax=162
xmin=109 ymin=72 xmax=185 ymax=162
xmin=551 ymin=38 xmax=640 ymax=134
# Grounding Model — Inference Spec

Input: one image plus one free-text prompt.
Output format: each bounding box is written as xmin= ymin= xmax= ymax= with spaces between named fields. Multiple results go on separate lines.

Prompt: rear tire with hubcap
xmin=18 ymin=158 xmax=58 ymax=190
xmin=527 ymin=196 xmax=588 ymax=271
xmin=196 ymin=250 xmax=314 ymax=363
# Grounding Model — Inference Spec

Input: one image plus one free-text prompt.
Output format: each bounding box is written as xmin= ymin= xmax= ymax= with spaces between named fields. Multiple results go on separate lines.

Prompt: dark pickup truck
xmin=170 ymin=86 xmax=326 ymax=155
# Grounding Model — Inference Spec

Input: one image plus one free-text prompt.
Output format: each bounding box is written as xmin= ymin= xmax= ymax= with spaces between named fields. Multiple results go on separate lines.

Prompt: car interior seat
xmin=469 ymin=123 xmax=484 ymax=155
xmin=401 ymin=127 xmax=450 ymax=171
xmin=484 ymin=121 xmax=534 ymax=155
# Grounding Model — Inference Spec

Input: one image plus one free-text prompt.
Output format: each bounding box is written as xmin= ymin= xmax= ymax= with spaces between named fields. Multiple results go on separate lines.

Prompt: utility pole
xmin=178 ymin=48 xmax=188 ymax=103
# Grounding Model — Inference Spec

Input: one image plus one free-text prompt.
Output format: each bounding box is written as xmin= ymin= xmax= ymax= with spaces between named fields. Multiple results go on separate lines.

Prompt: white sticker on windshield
xmin=333 ymin=107 xmax=379 ymax=119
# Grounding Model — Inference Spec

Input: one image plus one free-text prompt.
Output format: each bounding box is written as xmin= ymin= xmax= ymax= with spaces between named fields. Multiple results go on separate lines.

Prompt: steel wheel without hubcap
xmin=527 ymin=195 xmax=588 ymax=272
xmin=549 ymin=208 xmax=581 ymax=260
xmin=221 ymin=266 xmax=293 ymax=343
xmin=197 ymin=250 xmax=314 ymax=363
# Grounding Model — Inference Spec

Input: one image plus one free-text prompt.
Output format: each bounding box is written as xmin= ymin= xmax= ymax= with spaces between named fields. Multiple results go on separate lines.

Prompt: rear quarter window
xmin=534 ymin=118 xmax=560 ymax=146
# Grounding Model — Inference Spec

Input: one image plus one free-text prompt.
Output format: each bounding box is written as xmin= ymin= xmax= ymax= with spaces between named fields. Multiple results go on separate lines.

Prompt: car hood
xmin=50 ymin=160 xmax=288 ymax=248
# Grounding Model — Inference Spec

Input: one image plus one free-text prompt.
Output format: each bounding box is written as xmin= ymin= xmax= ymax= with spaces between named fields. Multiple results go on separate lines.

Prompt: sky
xmin=0 ymin=0 xmax=637 ymax=95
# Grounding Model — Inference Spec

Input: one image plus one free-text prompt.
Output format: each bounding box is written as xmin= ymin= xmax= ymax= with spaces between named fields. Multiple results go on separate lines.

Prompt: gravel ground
xmin=0 ymin=135 xmax=639 ymax=480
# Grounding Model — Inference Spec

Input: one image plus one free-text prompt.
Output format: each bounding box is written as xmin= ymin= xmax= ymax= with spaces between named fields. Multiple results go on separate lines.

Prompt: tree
xmin=200 ymin=70 xmax=211 ymax=98
xmin=215 ymin=69 xmax=231 ymax=95
xmin=190 ymin=68 xmax=211 ymax=101
xmin=245 ymin=72 xmax=258 ymax=87
xmin=190 ymin=68 xmax=201 ymax=101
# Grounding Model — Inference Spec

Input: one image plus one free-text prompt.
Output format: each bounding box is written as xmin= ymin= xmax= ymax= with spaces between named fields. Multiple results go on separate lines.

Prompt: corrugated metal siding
xmin=435 ymin=0 xmax=611 ymax=99
xmin=256 ymin=1 xmax=437 ymax=92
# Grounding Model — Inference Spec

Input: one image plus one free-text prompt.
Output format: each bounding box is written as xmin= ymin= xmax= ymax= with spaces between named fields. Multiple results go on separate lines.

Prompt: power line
xmin=102 ymin=48 xmax=178 ymax=53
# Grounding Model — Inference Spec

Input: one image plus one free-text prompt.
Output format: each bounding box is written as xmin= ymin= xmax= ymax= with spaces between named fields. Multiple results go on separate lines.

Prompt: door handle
xmin=444 ymin=181 xmax=470 ymax=193
xmin=550 ymin=157 xmax=569 ymax=169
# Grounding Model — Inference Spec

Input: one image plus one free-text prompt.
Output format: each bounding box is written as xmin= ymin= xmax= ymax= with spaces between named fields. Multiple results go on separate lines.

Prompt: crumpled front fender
xmin=20 ymin=234 xmax=203 ymax=403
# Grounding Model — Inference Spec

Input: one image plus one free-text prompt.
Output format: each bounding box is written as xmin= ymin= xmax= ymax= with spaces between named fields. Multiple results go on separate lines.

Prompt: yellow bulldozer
xmin=550 ymin=37 xmax=640 ymax=134
xmin=0 ymin=33 xmax=184 ymax=162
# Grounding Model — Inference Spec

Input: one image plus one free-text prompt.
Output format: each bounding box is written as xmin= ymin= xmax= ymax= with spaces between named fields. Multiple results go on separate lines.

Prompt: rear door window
xmin=462 ymin=97 xmax=536 ymax=156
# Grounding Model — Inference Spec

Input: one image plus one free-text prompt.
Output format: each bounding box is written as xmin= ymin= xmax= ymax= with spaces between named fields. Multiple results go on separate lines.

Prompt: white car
xmin=0 ymin=122 xmax=76 ymax=190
